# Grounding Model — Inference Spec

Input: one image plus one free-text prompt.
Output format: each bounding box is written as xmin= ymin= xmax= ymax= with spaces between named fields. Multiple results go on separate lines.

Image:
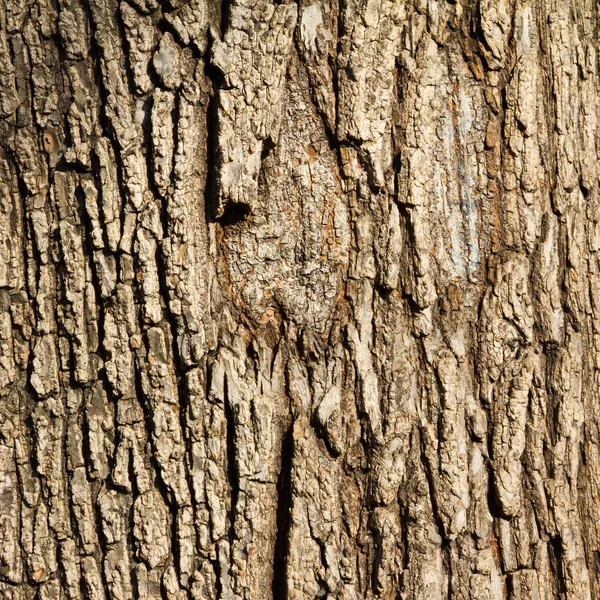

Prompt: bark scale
xmin=0 ymin=0 xmax=598 ymax=598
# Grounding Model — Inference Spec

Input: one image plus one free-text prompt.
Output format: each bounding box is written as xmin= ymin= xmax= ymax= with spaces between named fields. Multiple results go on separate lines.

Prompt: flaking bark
xmin=0 ymin=0 xmax=599 ymax=598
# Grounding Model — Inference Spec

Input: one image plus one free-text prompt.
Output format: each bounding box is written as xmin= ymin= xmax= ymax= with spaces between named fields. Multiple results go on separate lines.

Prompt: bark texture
xmin=0 ymin=0 xmax=599 ymax=598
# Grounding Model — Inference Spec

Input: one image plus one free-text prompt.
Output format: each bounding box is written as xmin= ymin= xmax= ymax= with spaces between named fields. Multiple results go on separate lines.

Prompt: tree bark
xmin=0 ymin=0 xmax=599 ymax=598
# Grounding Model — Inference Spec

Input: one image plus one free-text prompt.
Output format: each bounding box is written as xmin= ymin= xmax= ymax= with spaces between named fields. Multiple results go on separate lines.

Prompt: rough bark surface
xmin=0 ymin=0 xmax=599 ymax=598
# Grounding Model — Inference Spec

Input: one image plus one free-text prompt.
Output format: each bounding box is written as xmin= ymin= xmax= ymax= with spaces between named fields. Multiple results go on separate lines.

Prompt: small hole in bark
xmin=219 ymin=201 xmax=250 ymax=225
xmin=261 ymin=136 xmax=276 ymax=161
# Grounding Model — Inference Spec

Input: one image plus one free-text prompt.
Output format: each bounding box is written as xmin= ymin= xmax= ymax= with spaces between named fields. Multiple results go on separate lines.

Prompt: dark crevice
xmin=204 ymin=357 xmax=226 ymax=600
xmin=548 ymin=535 xmax=566 ymax=598
xmin=310 ymin=411 xmax=341 ymax=459
xmin=223 ymin=374 xmax=239 ymax=553
xmin=218 ymin=201 xmax=251 ymax=226
xmin=212 ymin=555 xmax=224 ymax=600
xmin=400 ymin=502 xmax=410 ymax=570
xmin=203 ymin=59 xmax=223 ymax=224
xmin=139 ymin=92 xmax=158 ymax=195
xmin=445 ymin=540 xmax=453 ymax=599
xmin=370 ymin=516 xmax=384 ymax=596
xmin=169 ymin=506 xmax=182 ymax=590
xmin=261 ymin=135 xmax=276 ymax=161
xmin=418 ymin=425 xmax=449 ymax=550
xmin=51 ymin=156 xmax=91 ymax=174
xmin=272 ymin=422 xmax=293 ymax=600
xmin=219 ymin=0 xmax=232 ymax=39
xmin=168 ymin=90 xmax=181 ymax=196
xmin=373 ymin=280 xmax=393 ymax=300
xmin=487 ymin=471 xmax=507 ymax=520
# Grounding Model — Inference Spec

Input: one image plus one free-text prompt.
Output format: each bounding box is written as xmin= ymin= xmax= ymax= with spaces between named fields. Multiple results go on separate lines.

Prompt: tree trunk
xmin=0 ymin=0 xmax=599 ymax=598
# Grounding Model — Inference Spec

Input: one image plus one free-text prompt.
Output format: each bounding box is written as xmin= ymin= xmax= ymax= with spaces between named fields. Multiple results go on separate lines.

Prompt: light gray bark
xmin=0 ymin=0 xmax=599 ymax=598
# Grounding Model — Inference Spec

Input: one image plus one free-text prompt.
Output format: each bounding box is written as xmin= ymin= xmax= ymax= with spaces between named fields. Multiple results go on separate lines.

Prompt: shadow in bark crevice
xmin=548 ymin=534 xmax=566 ymax=598
xmin=223 ymin=374 xmax=239 ymax=551
xmin=272 ymin=423 xmax=293 ymax=600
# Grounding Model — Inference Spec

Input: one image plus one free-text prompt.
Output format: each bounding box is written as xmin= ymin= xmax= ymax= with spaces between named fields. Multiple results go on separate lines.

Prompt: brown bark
xmin=0 ymin=0 xmax=599 ymax=598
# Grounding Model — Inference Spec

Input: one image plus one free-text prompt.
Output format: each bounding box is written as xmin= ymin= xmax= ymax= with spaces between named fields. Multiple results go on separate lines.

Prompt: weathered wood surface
xmin=0 ymin=0 xmax=599 ymax=598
